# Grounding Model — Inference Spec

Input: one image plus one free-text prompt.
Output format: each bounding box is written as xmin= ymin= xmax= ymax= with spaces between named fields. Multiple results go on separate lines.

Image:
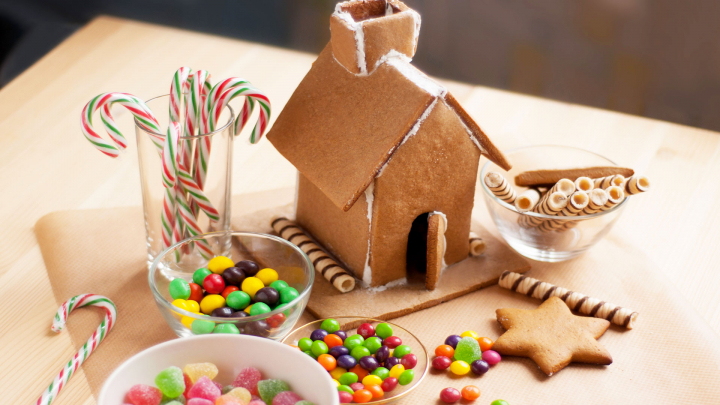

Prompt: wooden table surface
xmin=2 ymin=16 xmax=719 ymax=405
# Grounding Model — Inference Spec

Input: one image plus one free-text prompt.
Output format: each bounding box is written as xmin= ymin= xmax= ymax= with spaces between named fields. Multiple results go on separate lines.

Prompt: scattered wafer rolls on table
xmin=514 ymin=166 xmax=634 ymax=187
xmin=484 ymin=172 xmax=517 ymax=204
xmin=469 ymin=232 xmax=486 ymax=256
xmin=594 ymin=174 xmax=625 ymax=189
xmin=624 ymin=175 xmax=650 ymax=196
xmin=271 ymin=216 xmax=356 ymax=293
xmin=499 ymin=271 xmax=639 ymax=329
xmin=514 ymin=189 xmax=541 ymax=213
xmin=601 ymin=185 xmax=625 ymax=211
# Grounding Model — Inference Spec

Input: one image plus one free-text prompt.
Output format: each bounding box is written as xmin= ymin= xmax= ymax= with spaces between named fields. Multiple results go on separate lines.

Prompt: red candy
xmin=432 ymin=356 xmax=452 ymax=370
xmin=267 ymin=313 xmax=286 ymax=328
xmin=383 ymin=336 xmax=402 ymax=349
xmin=338 ymin=390 xmax=354 ymax=403
xmin=272 ymin=391 xmax=302 ymax=405
xmin=221 ymin=286 xmax=239 ymax=299
xmin=380 ymin=377 xmax=398 ymax=392
xmin=401 ymin=353 xmax=417 ymax=369
xmin=232 ymin=367 xmax=263 ymax=395
xmin=127 ymin=384 xmax=162 ymax=405
xmin=187 ymin=399 xmax=214 ymax=405
xmin=349 ymin=382 xmax=365 ymax=392
xmin=357 ymin=323 xmax=375 ymax=339
xmin=189 ymin=283 xmax=204 ymax=303
xmin=187 ymin=376 xmax=221 ymax=402
xmin=203 ymin=274 xmax=225 ymax=294
xmin=183 ymin=373 xmax=193 ymax=397
xmin=440 ymin=387 xmax=462 ymax=404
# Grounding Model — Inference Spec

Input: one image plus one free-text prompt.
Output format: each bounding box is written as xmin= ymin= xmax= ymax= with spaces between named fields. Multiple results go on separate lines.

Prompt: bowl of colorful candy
xmin=282 ymin=317 xmax=429 ymax=404
xmin=149 ymin=231 xmax=314 ymax=340
xmin=98 ymin=334 xmax=338 ymax=405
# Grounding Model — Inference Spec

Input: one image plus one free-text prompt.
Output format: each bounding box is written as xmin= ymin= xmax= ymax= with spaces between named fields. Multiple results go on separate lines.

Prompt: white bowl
xmin=98 ymin=334 xmax=339 ymax=405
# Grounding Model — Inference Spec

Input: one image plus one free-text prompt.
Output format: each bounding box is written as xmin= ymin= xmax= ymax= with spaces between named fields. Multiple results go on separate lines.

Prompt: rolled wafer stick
xmin=581 ymin=188 xmax=609 ymax=215
xmin=484 ymin=172 xmax=517 ymax=204
xmin=271 ymin=217 xmax=355 ymax=293
xmin=469 ymin=232 xmax=486 ymax=256
xmin=515 ymin=166 xmax=634 ymax=187
xmin=514 ymin=189 xmax=540 ymax=213
xmin=499 ymin=271 xmax=638 ymax=329
xmin=601 ymin=185 xmax=624 ymax=211
xmin=624 ymin=175 xmax=650 ymax=195
xmin=574 ymin=177 xmax=594 ymax=192
xmin=521 ymin=191 xmax=567 ymax=228
xmin=544 ymin=190 xmax=589 ymax=232
xmin=593 ymin=174 xmax=625 ymax=189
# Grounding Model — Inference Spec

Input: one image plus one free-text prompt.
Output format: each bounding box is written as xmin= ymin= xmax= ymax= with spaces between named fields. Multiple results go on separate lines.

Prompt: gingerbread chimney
xmin=330 ymin=0 xmax=420 ymax=75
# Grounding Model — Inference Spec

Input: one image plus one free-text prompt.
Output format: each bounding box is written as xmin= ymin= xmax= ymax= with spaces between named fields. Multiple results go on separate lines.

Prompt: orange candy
xmin=461 ymin=385 xmax=481 ymax=400
xmin=353 ymin=389 xmax=373 ymax=403
xmin=477 ymin=337 xmax=494 ymax=352
xmin=324 ymin=333 xmax=344 ymax=348
xmin=318 ymin=354 xmax=337 ymax=371
xmin=366 ymin=384 xmax=384 ymax=399
xmin=349 ymin=364 xmax=369 ymax=380
xmin=435 ymin=344 xmax=455 ymax=358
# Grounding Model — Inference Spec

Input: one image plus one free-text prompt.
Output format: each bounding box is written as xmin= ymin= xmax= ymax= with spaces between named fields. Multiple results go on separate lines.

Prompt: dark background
xmin=2 ymin=0 xmax=719 ymax=131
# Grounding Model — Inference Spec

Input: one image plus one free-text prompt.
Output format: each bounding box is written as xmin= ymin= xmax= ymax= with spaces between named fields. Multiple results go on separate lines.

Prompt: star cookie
xmin=493 ymin=297 xmax=612 ymax=376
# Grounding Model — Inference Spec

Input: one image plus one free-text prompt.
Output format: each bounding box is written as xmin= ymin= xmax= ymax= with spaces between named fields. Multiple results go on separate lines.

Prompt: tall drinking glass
xmin=135 ymin=95 xmax=235 ymax=267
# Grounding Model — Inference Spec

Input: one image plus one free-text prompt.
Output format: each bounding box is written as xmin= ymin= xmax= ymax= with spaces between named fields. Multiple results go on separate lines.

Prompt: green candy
xmin=350 ymin=346 xmax=371 ymax=360
xmin=363 ymin=337 xmax=382 ymax=354
xmin=279 ymin=287 xmax=299 ymax=304
xmin=453 ymin=337 xmax=482 ymax=364
xmin=270 ymin=280 xmax=289 ymax=291
xmin=226 ymin=291 xmax=251 ymax=310
xmin=375 ymin=323 xmax=393 ymax=339
xmin=338 ymin=372 xmax=358 ymax=385
xmin=491 ymin=401 xmax=510 ymax=405
xmin=320 ymin=318 xmax=340 ymax=333
xmin=257 ymin=379 xmax=290 ymax=404
xmin=302 ymin=350 xmax=316 ymax=358
xmin=298 ymin=337 xmax=313 ymax=352
xmin=155 ymin=366 xmax=185 ymax=398
xmin=398 ymin=369 xmax=414 ymax=386
xmin=213 ymin=323 xmax=240 ymax=334
xmin=191 ymin=319 xmax=215 ymax=335
xmin=371 ymin=367 xmax=389 ymax=380
xmin=222 ymin=385 xmax=234 ymax=394
xmin=392 ymin=344 xmax=412 ymax=358
xmin=311 ymin=340 xmax=328 ymax=356
xmin=192 ymin=268 xmax=212 ymax=285
xmin=169 ymin=279 xmax=191 ymax=300
xmin=344 ymin=335 xmax=364 ymax=350
xmin=162 ymin=401 xmax=183 ymax=405
xmin=295 ymin=401 xmax=315 ymax=405
xmin=249 ymin=302 xmax=272 ymax=316
xmin=337 ymin=385 xmax=354 ymax=394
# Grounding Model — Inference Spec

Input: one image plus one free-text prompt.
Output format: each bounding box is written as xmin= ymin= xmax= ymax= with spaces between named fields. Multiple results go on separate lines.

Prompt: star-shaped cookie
xmin=493 ymin=297 xmax=612 ymax=376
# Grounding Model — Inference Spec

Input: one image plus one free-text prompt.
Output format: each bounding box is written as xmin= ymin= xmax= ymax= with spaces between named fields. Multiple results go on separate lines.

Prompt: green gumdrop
xmin=375 ymin=323 xmax=393 ymax=339
xmin=270 ymin=280 xmax=289 ymax=291
xmin=250 ymin=302 xmax=272 ymax=316
xmin=169 ymin=279 xmax=191 ymax=300
xmin=320 ymin=318 xmax=340 ymax=333
xmin=160 ymin=395 xmax=185 ymax=405
xmin=337 ymin=385 xmax=354 ymax=394
xmin=162 ymin=401 xmax=183 ymax=405
xmin=392 ymin=344 xmax=411 ymax=358
xmin=191 ymin=319 xmax=215 ymax=335
xmin=398 ymin=369 xmax=414 ymax=385
xmin=454 ymin=337 xmax=483 ymax=364
xmin=155 ymin=366 xmax=185 ymax=398
xmin=279 ymin=287 xmax=299 ymax=304
xmin=226 ymin=291 xmax=251 ymax=310
xmin=338 ymin=372 xmax=358 ymax=385
xmin=192 ymin=268 xmax=212 ymax=285
xmin=257 ymin=379 xmax=290 ymax=403
xmin=298 ymin=337 xmax=313 ymax=352
xmin=295 ymin=401 xmax=316 ymax=405
xmin=371 ymin=367 xmax=389 ymax=380
xmin=214 ymin=323 xmax=240 ymax=334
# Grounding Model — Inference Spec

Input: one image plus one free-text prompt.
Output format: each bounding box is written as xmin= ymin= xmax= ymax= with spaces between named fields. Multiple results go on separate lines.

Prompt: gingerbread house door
xmin=406 ymin=212 xmax=446 ymax=291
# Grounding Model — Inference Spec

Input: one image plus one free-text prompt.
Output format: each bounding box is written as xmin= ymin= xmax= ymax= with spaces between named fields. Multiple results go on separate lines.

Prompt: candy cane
xmin=211 ymin=84 xmax=271 ymax=143
xmin=36 ymin=294 xmax=117 ymax=405
xmin=161 ymin=122 xmax=181 ymax=251
xmin=169 ymin=67 xmax=191 ymax=124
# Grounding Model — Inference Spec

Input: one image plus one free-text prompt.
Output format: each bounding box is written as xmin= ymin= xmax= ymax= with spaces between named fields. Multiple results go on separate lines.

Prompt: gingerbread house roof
xmin=267 ymin=1 xmax=511 ymax=212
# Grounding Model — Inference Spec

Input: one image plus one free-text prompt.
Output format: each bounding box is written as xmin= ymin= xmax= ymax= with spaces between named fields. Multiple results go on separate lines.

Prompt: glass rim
xmin=481 ymin=144 xmax=628 ymax=220
xmin=134 ymin=94 xmax=235 ymax=140
xmin=148 ymin=230 xmax=315 ymax=323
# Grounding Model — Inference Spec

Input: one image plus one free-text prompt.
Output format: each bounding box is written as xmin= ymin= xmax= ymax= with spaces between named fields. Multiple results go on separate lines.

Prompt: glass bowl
xmin=149 ymin=231 xmax=314 ymax=340
xmin=282 ymin=317 xmax=429 ymax=404
xmin=481 ymin=145 xmax=627 ymax=262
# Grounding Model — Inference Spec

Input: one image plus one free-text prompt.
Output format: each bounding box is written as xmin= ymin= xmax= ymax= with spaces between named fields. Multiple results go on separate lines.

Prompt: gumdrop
xmin=222 ymin=386 xmax=235 ymax=395
xmin=453 ymin=337 xmax=482 ymax=364
xmin=187 ymin=376 xmax=222 ymax=402
xmin=163 ymin=402 xmax=184 ymax=405
xmin=156 ymin=366 xmax=186 ymax=398
xmin=127 ymin=384 xmax=163 ymax=405
xmin=232 ymin=367 xmax=263 ymax=395
xmin=248 ymin=400 xmax=267 ymax=405
xmin=161 ymin=394 xmax=185 ymax=405
xmin=226 ymin=387 xmax=252 ymax=404
xmin=257 ymin=380 xmax=290 ymax=404
xmin=184 ymin=363 xmax=219 ymax=383
xmin=271 ymin=391 xmax=302 ymax=405
xmin=183 ymin=374 xmax=194 ymax=397
xmin=214 ymin=382 xmax=224 ymax=392
xmin=187 ymin=399 xmax=214 ymax=405
xmin=215 ymin=395 xmax=243 ymax=405
xmin=294 ymin=402 xmax=315 ymax=405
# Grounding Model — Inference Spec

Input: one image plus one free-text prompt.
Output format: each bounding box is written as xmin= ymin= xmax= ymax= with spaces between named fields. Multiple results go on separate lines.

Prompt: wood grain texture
xmin=1 ymin=16 xmax=719 ymax=405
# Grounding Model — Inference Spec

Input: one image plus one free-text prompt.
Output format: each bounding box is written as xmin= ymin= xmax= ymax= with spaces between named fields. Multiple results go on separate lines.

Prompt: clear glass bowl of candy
xmin=149 ymin=231 xmax=314 ymax=340
xmin=282 ymin=317 xmax=429 ymax=404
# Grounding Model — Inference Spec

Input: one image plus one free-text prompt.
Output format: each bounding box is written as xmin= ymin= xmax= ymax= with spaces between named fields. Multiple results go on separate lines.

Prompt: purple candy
xmin=482 ymin=350 xmax=502 ymax=365
xmin=359 ymin=356 xmax=379 ymax=371
xmin=470 ymin=359 xmax=489 ymax=375
xmin=336 ymin=354 xmax=357 ymax=369
xmin=329 ymin=345 xmax=350 ymax=359
xmin=333 ymin=330 xmax=347 ymax=341
xmin=384 ymin=356 xmax=400 ymax=369
xmin=310 ymin=329 xmax=329 ymax=341
xmin=375 ymin=345 xmax=390 ymax=363
xmin=445 ymin=335 xmax=462 ymax=349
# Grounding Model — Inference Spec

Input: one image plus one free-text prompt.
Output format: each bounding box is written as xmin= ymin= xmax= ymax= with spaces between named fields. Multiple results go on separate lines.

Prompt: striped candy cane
xmin=211 ymin=84 xmax=271 ymax=143
xmin=161 ymin=122 xmax=181 ymax=251
xmin=36 ymin=294 xmax=117 ymax=405
xmin=169 ymin=67 xmax=191 ymax=124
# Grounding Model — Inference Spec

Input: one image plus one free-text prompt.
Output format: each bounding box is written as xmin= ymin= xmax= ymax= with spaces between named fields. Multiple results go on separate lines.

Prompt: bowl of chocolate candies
xmin=282 ymin=317 xmax=429 ymax=404
xmin=149 ymin=231 xmax=314 ymax=340
xmin=98 ymin=334 xmax=339 ymax=405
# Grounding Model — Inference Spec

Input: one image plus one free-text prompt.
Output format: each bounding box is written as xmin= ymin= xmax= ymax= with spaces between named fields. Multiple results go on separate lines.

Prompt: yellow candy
xmin=244 ymin=304 xmax=253 ymax=314
xmin=450 ymin=360 xmax=470 ymax=375
xmin=460 ymin=330 xmax=479 ymax=339
xmin=256 ymin=268 xmax=279 ymax=285
xmin=181 ymin=316 xmax=195 ymax=329
xmin=362 ymin=375 xmax=383 ymax=387
xmin=226 ymin=387 xmax=251 ymax=403
xmin=186 ymin=300 xmax=200 ymax=313
xmin=333 ymin=379 xmax=340 ymax=387
xmin=200 ymin=294 xmax=226 ymax=315
xmin=183 ymin=362 xmax=218 ymax=383
xmin=172 ymin=299 xmax=193 ymax=313
xmin=330 ymin=367 xmax=347 ymax=380
xmin=241 ymin=277 xmax=265 ymax=299
xmin=389 ymin=364 xmax=405 ymax=379
xmin=215 ymin=394 xmax=241 ymax=405
xmin=208 ymin=256 xmax=235 ymax=274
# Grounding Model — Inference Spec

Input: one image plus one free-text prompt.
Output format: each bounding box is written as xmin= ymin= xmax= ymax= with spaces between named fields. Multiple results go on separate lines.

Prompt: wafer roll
xmin=499 ymin=271 xmax=639 ymax=329
xmin=534 ymin=178 xmax=574 ymax=215
xmin=624 ymin=175 xmax=650 ymax=195
xmin=271 ymin=216 xmax=355 ymax=293
xmin=539 ymin=191 xmax=589 ymax=232
xmin=514 ymin=189 xmax=541 ymax=213
xmin=521 ymin=191 xmax=568 ymax=228
xmin=593 ymin=174 xmax=625 ymax=190
xmin=469 ymin=232 xmax=486 ymax=256
xmin=601 ymin=186 xmax=624 ymax=211
xmin=574 ymin=177 xmax=594 ymax=193
xmin=484 ymin=172 xmax=517 ymax=204
xmin=581 ymin=188 xmax=609 ymax=215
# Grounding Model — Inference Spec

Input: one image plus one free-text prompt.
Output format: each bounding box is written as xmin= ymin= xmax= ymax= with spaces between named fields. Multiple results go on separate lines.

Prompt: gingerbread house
xmin=267 ymin=0 xmax=511 ymax=289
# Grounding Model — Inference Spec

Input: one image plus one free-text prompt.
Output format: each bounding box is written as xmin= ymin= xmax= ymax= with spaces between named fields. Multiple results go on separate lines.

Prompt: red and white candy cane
xmin=211 ymin=84 xmax=271 ymax=144
xmin=169 ymin=67 xmax=191 ymax=124
xmin=36 ymin=294 xmax=117 ymax=405
xmin=161 ymin=122 xmax=181 ymax=250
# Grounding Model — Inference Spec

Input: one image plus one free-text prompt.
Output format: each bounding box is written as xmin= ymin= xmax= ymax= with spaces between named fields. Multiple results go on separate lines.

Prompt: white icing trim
xmin=442 ymin=98 xmax=486 ymax=154
xmin=429 ymin=211 xmax=448 ymax=270
xmin=362 ymin=181 xmax=375 ymax=286
xmin=334 ymin=11 xmax=368 ymax=75
xmin=386 ymin=54 xmax=446 ymax=97
xmin=366 ymin=277 xmax=407 ymax=293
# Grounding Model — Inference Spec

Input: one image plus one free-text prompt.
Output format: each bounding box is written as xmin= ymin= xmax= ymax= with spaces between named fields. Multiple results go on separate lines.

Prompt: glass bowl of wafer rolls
xmin=481 ymin=145 xmax=650 ymax=262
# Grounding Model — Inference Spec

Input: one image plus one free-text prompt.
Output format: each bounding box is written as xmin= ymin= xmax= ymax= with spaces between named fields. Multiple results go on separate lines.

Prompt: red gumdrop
xmin=380 ymin=377 xmax=398 ymax=393
xmin=203 ymin=274 xmax=225 ymax=294
xmin=183 ymin=373 xmax=194 ymax=397
xmin=187 ymin=376 xmax=221 ymax=402
xmin=357 ymin=323 xmax=375 ymax=339
xmin=440 ymin=387 xmax=462 ymax=404
xmin=232 ymin=367 xmax=263 ymax=395
xmin=383 ymin=336 xmax=402 ymax=349
xmin=189 ymin=283 xmax=204 ymax=302
xmin=338 ymin=391 xmax=354 ymax=403
xmin=187 ymin=399 xmax=214 ymax=405
xmin=127 ymin=384 xmax=162 ymax=405
xmin=271 ymin=391 xmax=303 ymax=405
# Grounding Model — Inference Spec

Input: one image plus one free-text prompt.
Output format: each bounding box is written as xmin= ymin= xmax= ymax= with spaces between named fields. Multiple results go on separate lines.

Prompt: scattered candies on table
xmin=123 ymin=362 xmax=314 ymax=405
xmin=440 ymin=385 xmax=481 ymax=403
xmin=295 ymin=319 xmax=419 ymax=403
xmin=432 ymin=332 xmax=500 ymax=377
